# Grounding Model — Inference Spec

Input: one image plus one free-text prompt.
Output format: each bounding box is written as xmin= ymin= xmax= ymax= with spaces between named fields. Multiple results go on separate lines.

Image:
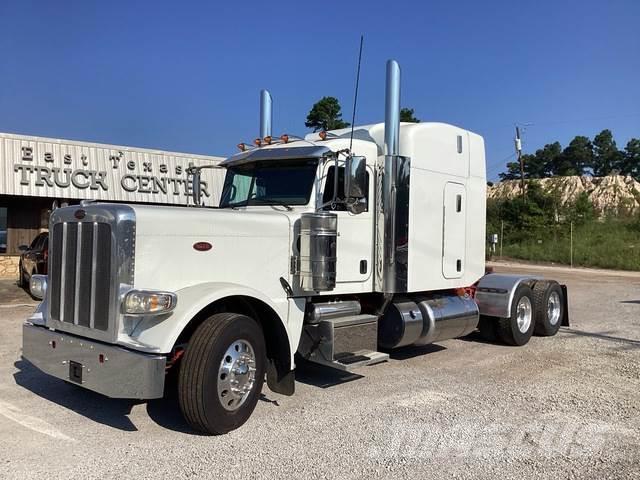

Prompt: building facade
xmin=0 ymin=132 xmax=224 ymax=278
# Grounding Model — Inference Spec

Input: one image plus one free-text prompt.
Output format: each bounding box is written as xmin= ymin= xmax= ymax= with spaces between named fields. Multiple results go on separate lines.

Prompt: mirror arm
xmin=188 ymin=164 xmax=225 ymax=207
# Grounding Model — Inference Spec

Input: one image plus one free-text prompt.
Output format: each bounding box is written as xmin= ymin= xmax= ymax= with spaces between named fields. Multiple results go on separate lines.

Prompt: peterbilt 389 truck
xmin=22 ymin=60 xmax=568 ymax=434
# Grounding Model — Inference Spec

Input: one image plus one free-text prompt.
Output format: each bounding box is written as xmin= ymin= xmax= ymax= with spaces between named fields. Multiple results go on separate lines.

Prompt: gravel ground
xmin=0 ymin=265 xmax=639 ymax=479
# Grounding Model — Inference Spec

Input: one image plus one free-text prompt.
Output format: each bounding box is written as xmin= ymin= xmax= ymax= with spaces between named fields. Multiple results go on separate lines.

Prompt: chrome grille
xmin=50 ymin=221 xmax=112 ymax=331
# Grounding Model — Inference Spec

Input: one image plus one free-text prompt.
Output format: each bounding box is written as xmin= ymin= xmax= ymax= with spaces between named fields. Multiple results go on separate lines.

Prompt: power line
xmin=531 ymin=112 xmax=640 ymax=127
xmin=486 ymin=152 xmax=516 ymax=170
xmin=494 ymin=112 xmax=640 ymax=129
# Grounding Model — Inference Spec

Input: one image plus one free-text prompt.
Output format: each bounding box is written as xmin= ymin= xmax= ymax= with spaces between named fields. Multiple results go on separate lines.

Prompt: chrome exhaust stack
xmin=384 ymin=60 xmax=401 ymax=156
xmin=260 ymin=89 xmax=272 ymax=139
xmin=375 ymin=59 xmax=410 ymax=294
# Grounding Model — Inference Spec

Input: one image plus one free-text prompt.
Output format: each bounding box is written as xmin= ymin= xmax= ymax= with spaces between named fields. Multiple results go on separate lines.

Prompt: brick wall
xmin=0 ymin=255 xmax=19 ymax=279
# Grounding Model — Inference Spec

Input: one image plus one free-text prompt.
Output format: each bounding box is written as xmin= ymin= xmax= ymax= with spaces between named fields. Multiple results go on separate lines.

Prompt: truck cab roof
xmin=221 ymin=122 xmax=485 ymax=180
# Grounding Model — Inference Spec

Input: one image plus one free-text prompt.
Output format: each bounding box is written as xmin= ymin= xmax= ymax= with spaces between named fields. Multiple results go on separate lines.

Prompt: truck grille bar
xmin=50 ymin=221 xmax=112 ymax=331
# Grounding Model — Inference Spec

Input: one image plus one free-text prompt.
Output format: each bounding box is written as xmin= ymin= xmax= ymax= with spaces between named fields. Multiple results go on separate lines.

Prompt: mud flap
xmin=561 ymin=284 xmax=570 ymax=327
xmin=266 ymin=359 xmax=295 ymax=396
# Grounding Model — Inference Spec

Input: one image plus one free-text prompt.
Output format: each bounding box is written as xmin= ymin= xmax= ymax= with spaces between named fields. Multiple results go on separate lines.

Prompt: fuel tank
xmin=378 ymin=293 xmax=479 ymax=349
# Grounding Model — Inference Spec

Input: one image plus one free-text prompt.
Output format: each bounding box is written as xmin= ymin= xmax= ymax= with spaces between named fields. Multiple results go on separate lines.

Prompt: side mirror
xmin=191 ymin=168 xmax=202 ymax=206
xmin=18 ymin=245 xmax=29 ymax=252
xmin=344 ymin=156 xmax=367 ymax=200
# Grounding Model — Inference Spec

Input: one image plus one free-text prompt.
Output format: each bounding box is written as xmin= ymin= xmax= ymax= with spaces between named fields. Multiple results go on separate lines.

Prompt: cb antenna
xmin=349 ymin=35 xmax=364 ymax=153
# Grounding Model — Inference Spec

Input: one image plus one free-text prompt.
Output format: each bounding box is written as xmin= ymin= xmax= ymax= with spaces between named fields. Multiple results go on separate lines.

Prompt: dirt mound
xmin=488 ymin=175 xmax=640 ymax=214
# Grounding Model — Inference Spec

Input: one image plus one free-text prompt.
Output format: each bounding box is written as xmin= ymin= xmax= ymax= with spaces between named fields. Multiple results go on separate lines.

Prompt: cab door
xmin=320 ymin=163 xmax=373 ymax=284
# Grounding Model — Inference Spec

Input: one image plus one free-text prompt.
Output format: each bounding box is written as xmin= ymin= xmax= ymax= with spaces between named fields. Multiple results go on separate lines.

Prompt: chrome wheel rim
xmin=547 ymin=291 xmax=561 ymax=326
xmin=516 ymin=296 xmax=533 ymax=333
xmin=217 ymin=339 xmax=257 ymax=411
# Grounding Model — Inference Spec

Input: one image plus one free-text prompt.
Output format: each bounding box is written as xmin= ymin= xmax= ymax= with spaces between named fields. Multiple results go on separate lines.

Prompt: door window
xmin=322 ymin=166 xmax=369 ymax=212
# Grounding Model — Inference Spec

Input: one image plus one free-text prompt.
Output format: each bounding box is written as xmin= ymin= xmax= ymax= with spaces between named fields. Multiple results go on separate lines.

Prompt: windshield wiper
xmin=248 ymin=198 xmax=293 ymax=211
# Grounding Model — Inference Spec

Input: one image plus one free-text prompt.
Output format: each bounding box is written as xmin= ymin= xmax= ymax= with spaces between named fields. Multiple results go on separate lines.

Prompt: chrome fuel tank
xmin=414 ymin=294 xmax=479 ymax=345
xmin=378 ymin=294 xmax=479 ymax=349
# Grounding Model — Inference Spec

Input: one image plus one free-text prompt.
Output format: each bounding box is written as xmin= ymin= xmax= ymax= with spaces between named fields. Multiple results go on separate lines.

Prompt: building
xmin=0 ymin=132 xmax=224 ymax=278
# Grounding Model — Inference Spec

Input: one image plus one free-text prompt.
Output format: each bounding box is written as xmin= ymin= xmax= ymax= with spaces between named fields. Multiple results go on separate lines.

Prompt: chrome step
xmin=298 ymin=314 xmax=389 ymax=372
xmin=312 ymin=349 xmax=389 ymax=372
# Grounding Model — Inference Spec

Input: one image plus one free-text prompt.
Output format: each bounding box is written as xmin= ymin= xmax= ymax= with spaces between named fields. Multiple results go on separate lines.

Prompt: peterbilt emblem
xmin=193 ymin=242 xmax=212 ymax=251
xmin=74 ymin=209 xmax=86 ymax=219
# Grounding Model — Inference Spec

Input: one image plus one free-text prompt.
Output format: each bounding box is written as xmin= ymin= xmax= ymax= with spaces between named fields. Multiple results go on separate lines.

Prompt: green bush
xmin=498 ymin=220 xmax=640 ymax=270
xmin=488 ymin=186 xmax=640 ymax=271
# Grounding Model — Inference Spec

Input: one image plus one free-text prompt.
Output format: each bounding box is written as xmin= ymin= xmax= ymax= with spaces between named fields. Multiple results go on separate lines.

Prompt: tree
xmin=553 ymin=136 xmax=592 ymax=176
xmin=498 ymin=161 xmax=521 ymax=181
xmin=569 ymin=192 xmax=595 ymax=224
xmin=527 ymin=142 xmax=562 ymax=178
xmin=495 ymin=182 xmax=555 ymax=231
xmin=535 ymin=142 xmax=562 ymax=177
xmin=592 ymin=129 xmax=622 ymax=176
xmin=305 ymin=97 xmax=350 ymax=132
xmin=400 ymin=107 xmax=420 ymax=123
xmin=622 ymin=138 xmax=640 ymax=178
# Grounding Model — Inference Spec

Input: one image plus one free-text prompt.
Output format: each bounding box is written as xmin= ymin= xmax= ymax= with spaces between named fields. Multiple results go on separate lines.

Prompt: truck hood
xmin=131 ymin=204 xmax=294 ymax=294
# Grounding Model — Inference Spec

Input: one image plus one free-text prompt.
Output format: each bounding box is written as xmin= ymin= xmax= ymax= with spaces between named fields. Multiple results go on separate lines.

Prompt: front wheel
xmin=178 ymin=312 xmax=266 ymax=435
xmin=17 ymin=263 xmax=25 ymax=288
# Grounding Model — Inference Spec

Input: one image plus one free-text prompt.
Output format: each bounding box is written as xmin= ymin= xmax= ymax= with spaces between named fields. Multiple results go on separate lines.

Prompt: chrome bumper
xmin=22 ymin=323 xmax=166 ymax=399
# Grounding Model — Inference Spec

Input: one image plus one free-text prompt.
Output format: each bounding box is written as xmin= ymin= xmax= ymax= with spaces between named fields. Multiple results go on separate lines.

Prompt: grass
xmin=493 ymin=220 xmax=640 ymax=271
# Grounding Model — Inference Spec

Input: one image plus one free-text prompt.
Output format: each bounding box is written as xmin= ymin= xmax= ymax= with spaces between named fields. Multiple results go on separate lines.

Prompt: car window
xmin=31 ymin=233 xmax=46 ymax=250
xmin=37 ymin=234 xmax=48 ymax=250
xmin=29 ymin=235 xmax=42 ymax=250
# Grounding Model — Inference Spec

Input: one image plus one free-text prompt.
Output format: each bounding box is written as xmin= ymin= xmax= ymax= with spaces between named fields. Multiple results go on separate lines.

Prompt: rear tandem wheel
xmin=496 ymin=284 xmax=536 ymax=346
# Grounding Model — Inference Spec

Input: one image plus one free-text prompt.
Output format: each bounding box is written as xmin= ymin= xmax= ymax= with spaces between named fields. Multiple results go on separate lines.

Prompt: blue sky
xmin=1 ymin=0 xmax=638 ymax=180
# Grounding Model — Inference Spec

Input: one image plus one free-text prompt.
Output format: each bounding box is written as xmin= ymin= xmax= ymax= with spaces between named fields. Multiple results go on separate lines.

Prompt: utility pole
xmin=515 ymin=126 xmax=525 ymax=200
xmin=570 ymin=221 xmax=573 ymax=268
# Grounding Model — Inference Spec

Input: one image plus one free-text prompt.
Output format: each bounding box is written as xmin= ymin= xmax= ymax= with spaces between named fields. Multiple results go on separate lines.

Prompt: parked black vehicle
xmin=18 ymin=232 xmax=48 ymax=289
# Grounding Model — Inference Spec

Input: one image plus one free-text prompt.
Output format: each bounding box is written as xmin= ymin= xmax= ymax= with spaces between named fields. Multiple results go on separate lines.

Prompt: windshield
xmin=219 ymin=159 xmax=318 ymax=208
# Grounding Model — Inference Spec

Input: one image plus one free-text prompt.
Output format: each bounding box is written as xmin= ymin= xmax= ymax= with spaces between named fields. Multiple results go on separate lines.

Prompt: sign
xmin=1 ymin=133 xmax=225 ymax=206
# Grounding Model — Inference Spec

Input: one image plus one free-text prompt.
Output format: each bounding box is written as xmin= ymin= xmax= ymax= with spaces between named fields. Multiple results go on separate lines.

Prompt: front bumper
xmin=22 ymin=323 xmax=166 ymax=399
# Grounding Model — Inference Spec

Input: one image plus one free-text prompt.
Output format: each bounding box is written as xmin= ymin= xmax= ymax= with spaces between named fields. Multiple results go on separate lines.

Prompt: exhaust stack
xmin=384 ymin=60 xmax=401 ymax=156
xmin=376 ymin=59 xmax=410 ymax=294
xmin=260 ymin=89 xmax=272 ymax=139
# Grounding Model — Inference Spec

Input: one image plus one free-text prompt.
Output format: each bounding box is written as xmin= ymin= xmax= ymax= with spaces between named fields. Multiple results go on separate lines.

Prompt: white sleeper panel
xmin=442 ymin=182 xmax=466 ymax=279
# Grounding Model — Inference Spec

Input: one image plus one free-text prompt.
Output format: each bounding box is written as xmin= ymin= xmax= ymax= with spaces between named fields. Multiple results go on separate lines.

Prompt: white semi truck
xmin=22 ymin=60 xmax=568 ymax=434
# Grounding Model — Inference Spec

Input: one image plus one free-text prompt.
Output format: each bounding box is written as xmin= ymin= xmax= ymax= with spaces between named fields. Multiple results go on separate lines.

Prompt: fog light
xmin=30 ymin=275 xmax=48 ymax=300
xmin=123 ymin=290 xmax=177 ymax=315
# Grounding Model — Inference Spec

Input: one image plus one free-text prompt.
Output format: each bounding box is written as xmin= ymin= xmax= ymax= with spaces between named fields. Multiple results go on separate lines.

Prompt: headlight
xmin=30 ymin=275 xmax=48 ymax=300
xmin=123 ymin=290 xmax=177 ymax=315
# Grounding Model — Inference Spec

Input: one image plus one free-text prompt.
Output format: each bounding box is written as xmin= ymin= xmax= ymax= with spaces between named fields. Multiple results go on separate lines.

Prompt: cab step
xmin=298 ymin=314 xmax=389 ymax=372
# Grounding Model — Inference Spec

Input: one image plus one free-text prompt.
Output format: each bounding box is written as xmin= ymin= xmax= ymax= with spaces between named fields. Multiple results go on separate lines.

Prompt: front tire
xmin=497 ymin=284 xmax=536 ymax=346
xmin=17 ymin=263 xmax=25 ymax=288
xmin=178 ymin=312 xmax=266 ymax=435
